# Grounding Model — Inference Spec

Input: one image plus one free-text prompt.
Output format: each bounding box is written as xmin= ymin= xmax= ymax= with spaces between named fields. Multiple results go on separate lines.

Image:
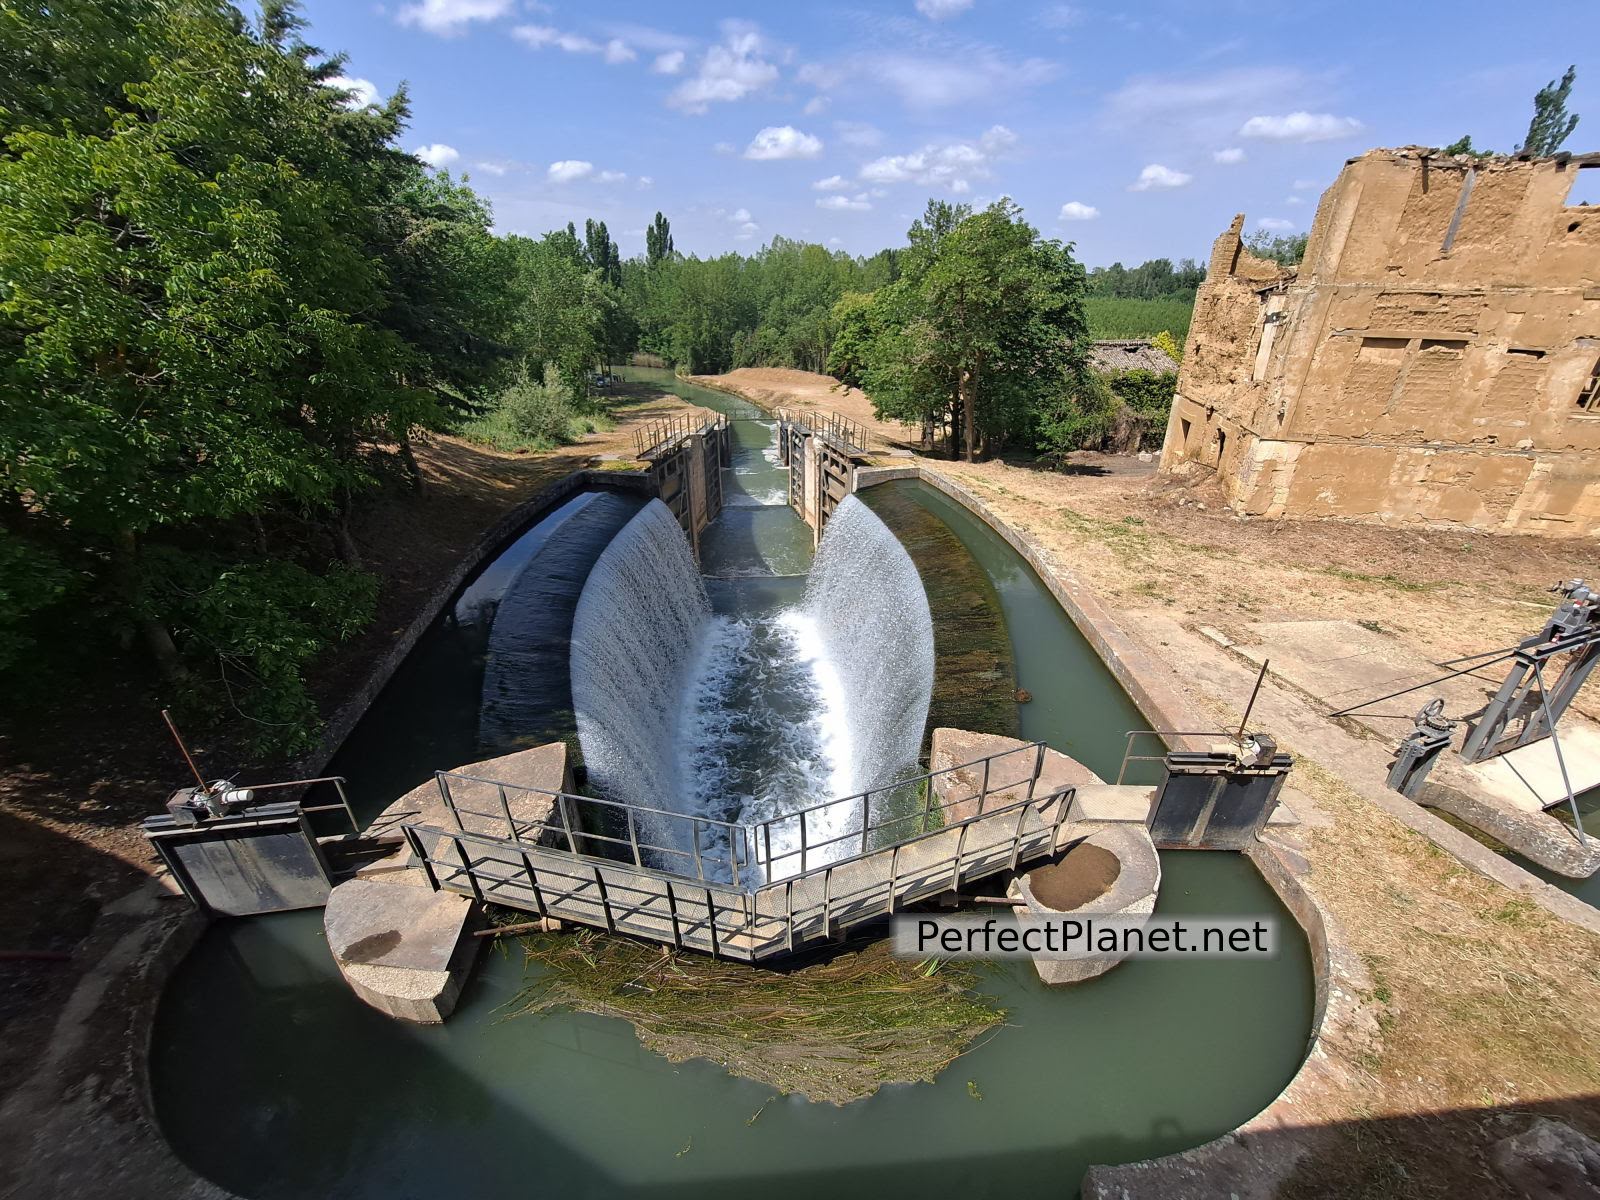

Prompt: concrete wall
xmin=1161 ymin=148 xmax=1600 ymax=537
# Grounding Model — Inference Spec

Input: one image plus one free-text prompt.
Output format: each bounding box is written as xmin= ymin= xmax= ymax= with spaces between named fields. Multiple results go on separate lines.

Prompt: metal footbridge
xmin=400 ymin=743 xmax=1083 ymax=961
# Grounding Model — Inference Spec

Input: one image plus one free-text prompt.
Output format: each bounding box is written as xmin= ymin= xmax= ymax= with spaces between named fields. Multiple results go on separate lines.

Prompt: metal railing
xmin=401 ymin=751 xmax=1078 ymax=961
xmin=775 ymin=407 xmax=872 ymax=456
xmin=426 ymin=741 xmax=1049 ymax=889
xmin=633 ymin=413 xmax=727 ymax=458
xmin=1115 ymin=730 xmax=1234 ymax=784
xmin=243 ymin=776 xmax=360 ymax=836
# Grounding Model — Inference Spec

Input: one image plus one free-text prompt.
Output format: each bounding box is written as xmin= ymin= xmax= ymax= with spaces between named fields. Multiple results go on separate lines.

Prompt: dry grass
xmin=501 ymin=925 xmax=1003 ymax=1105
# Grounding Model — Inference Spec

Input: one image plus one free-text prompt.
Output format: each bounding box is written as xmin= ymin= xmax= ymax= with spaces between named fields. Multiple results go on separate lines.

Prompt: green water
xmin=865 ymin=480 xmax=1153 ymax=783
xmin=151 ymin=382 xmax=1315 ymax=1198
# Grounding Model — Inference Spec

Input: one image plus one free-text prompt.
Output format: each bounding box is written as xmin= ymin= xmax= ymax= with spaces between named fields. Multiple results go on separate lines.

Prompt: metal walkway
xmin=401 ymin=743 xmax=1082 ymax=961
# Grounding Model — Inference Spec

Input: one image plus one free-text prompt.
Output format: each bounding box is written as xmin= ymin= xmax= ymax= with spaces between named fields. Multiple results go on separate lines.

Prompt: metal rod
xmin=1325 ymin=651 xmax=1522 ymax=718
xmin=161 ymin=709 xmax=209 ymax=793
xmin=1533 ymin=662 xmax=1589 ymax=847
xmin=626 ymin=808 xmax=641 ymax=869
xmin=1236 ymin=660 xmax=1269 ymax=741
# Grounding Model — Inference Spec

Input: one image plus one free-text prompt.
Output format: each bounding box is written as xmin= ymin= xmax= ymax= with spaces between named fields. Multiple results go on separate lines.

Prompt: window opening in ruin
xmin=1216 ymin=427 xmax=1228 ymax=462
xmin=1507 ymin=347 xmax=1547 ymax=359
xmin=1419 ymin=338 xmax=1468 ymax=354
xmin=1358 ymin=336 xmax=1410 ymax=362
xmin=1180 ymin=417 xmax=1192 ymax=448
xmin=1577 ymin=357 xmax=1600 ymax=412
xmin=1563 ymin=164 xmax=1600 ymax=208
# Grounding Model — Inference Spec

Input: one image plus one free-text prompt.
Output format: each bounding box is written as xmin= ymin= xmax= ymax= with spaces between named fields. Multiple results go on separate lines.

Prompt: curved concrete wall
xmin=853 ymin=463 xmax=1360 ymax=1198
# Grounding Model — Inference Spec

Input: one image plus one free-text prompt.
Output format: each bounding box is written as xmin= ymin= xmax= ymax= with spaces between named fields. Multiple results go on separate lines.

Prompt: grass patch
xmin=457 ymin=376 xmax=616 ymax=453
xmin=502 ymin=926 xmax=1004 ymax=1104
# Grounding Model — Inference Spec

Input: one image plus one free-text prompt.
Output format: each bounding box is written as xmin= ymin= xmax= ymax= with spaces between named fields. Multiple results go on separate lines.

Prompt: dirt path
xmin=687 ymin=367 xmax=924 ymax=451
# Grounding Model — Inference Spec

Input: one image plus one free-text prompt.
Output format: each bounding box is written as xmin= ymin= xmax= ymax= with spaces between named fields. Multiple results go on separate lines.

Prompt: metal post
xmin=729 ymin=828 xmax=741 ymax=889
xmin=980 ymin=756 xmax=991 ymax=814
xmin=1030 ymin=742 xmax=1045 ymax=801
xmin=665 ymin=881 xmax=683 ymax=949
xmin=558 ymin=793 xmax=578 ymax=855
xmin=763 ymin=822 xmax=773 ymax=877
xmin=332 ymin=779 xmax=359 ymax=835
xmin=452 ymin=837 xmax=484 ymax=902
xmin=496 ymin=785 xmax=515 ymax=840
xmin=690 ymin=818 xmax=706 ymax=882
xmin=784 ymin=880 xmax=795 ymax=953
xmin=922 ymin=777 xmax=935 ymax=833
xmin=593 ymin=865 xmax=615 ymax=933
xmin=860 ymin=791 xmax=870 ymax=854
xmin=951 ymin=823 xmax=970 ymax=891
xmin=626 ymin=808 xmax=641 ymax=868
xmin=1534 ymin=662 xmax=1589 ymax=847
xmin=437 ymin=773 xmax=464 ymax=832
xmin=705 ymin=887 xmax=720 ymax=956
xmin=518 ymin=850 xmax=548 ymax=919
xmin=1010 ymin=804 xmax=1030 ymax=871
xmin=798 ymin=812 xmax=808 ymax=876
xmin=403 ymin=825 xmax=440 ymax=892
xmin=822 ymin=867 xmax=833 ymax=937
xmin=887 ymin=844 xmax=900 ymax=914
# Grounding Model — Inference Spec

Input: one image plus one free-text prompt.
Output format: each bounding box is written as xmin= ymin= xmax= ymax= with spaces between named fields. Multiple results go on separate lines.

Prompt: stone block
xmin=324 ymin=876 xmax=481 ymax=1023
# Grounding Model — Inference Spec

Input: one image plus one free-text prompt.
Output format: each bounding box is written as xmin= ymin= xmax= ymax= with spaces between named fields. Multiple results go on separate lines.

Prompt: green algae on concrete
xmin=859 ymin=484 xmax=1020 ymax=745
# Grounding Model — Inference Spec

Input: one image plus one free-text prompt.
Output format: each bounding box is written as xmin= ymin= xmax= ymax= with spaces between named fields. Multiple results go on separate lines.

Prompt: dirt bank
xmin=687 ymin=367 xmax=923 ymax=451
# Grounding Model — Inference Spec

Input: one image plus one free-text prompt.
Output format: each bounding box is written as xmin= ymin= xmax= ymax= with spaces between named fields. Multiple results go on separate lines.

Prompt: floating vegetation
xmin=503 ymin=926 xmax=1005 ymax=1104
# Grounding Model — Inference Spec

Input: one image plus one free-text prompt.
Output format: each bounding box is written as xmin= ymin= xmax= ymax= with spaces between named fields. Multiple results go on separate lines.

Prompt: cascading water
xmin=570 ymin=500 xmax=710 ymax=841
xmin=571 ymin=444 xmax=934 ymax=885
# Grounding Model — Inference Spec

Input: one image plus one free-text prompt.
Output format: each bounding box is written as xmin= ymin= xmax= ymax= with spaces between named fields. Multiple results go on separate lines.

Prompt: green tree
xmin=1520 ymin=65 xmax=1580 ymax=156
xmin=645 ymin=212 xmax=674 ymax=267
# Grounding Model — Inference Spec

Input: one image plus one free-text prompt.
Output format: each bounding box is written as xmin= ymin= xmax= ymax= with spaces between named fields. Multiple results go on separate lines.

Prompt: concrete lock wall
xmin=1160 ymin=147 xmax=1600 ymax=537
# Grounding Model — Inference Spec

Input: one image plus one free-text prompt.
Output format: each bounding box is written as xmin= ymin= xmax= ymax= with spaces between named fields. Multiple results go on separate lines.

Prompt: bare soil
xmin=696 ymin=367 xmax=1600 ymax=1196
xmin=1026 ymin=843 xmax=1120 ymax=911
xmin=688 ymin=367 xmax=924 ymax=451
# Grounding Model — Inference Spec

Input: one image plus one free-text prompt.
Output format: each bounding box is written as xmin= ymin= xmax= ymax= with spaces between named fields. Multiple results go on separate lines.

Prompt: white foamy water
xmin=571 ymin=487 xmax=934 ymax=886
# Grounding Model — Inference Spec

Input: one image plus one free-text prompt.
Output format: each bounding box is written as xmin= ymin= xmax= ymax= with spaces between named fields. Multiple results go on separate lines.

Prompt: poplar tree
xmin=1519 ymin=65 xmax=1580 ymax=156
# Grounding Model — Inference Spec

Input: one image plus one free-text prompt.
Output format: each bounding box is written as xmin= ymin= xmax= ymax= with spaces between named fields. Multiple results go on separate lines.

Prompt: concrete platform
xmin=324 ymin=876 xmax=480 ymax=1023
xmin=1009 ymin=823 xmax=1162 ymax=985
xmin=1224 ymin=618 xmax=1600 ymax=875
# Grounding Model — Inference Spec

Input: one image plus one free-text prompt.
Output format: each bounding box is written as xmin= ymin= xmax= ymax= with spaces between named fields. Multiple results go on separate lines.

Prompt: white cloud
xmin=547 ymin=159 xmax=594 ymax=183
xmin=668 ymin=21 xmax=778 ymax=113
xmin=330 ymin=75 xmax=379 ymax=109
xmin=873 ymin=52 xmax=1053 ymax=109
xmin=713 ymin=141 xmax=736 ymax=155
xmin=1058 ymin=201 xmax=1099 ymax=221
xmin=859 ymin=125 xmax=1016 ymax=194
xmin=1286 ymin=195 xmax=1305 ymax=205
xmin=739 ymin=221 xmax=760 ymax=233
xmin=835 ymin=121 xmax=883 ymax=148
xmin=596 ymin=169 xmax=628 ymax=183
xmin=915 ymin=0 xmax=974 ymax=18
xmin=818 ymin=194 xmax=872 ymax=211
xmin=653 ymin=50 xmax=685 ymax=74
xmin=1256 ymin=217 xmax=1295 ymax=231
xmin=473 ymin=160 xmax=510 ymax=176
xmin=1107 ymin=68 xmax=1303 ymax=125
xmin=730 ymin=208 xmax=753 ymax=223
xmin=637 ymin=176 xmax=654 ymax=189
xmin=413 ymin=143 xmax=460 ymax=168
xmin=1212 ymin=146 xmax=1245 ymax=164
xmin=812 ymin=175 xmax=850 ymax=191
xmin=1129 ymin=163 xmax=1192 ymax=191
xmin=1239 ymin=111 xmax=1363 ymax=142
xmin=803 ymin=95 xmax=830 ymax=116
xmin=1292 ymin=178 xmax=1318 ymax=189
xmin=744 ymin=125 xmax=824 ymax=161
xmin=396 ymin=0 xmax=514 ymax=35
xmin=512 ymin=25 xmax=637 ymax=64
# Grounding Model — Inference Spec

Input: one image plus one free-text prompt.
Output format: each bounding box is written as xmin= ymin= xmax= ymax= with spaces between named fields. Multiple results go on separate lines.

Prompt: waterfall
xmin=800 ymin=495 xmax=935 ymax=800
xmin=570 ymin=500 xmax=710 ymax=840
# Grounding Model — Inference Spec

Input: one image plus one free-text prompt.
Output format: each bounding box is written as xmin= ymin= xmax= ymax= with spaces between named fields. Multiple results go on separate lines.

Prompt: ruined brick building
xmin=1160 ymin=147 xmax=1600 ymax=537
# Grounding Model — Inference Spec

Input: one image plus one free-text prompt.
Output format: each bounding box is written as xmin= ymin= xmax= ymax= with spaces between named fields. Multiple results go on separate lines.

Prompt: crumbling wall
xmin=1161 ymin=148 xmax=1600 ymax=537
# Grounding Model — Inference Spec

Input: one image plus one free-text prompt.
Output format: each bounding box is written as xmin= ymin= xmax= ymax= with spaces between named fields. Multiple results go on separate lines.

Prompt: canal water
xmin=150 ymin=369 xmax=1315 ymax=1199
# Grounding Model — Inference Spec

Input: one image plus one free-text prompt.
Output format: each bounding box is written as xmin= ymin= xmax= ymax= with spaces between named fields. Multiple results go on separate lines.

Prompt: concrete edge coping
xmin=852 ymin=460 xmax=1366 ymax=1197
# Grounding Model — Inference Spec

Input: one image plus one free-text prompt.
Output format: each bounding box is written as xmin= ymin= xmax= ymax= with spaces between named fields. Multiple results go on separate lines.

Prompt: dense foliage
xmin=0 ymin=0 xmax=1204 ymax=753
xmin=826 ymin=200 xmax=1095 ymax=461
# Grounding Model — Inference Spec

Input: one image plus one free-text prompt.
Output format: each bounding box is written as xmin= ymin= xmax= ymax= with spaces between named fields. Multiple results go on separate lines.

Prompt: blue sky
xmin=304 ymin=0 xmax=1598 ymax=268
